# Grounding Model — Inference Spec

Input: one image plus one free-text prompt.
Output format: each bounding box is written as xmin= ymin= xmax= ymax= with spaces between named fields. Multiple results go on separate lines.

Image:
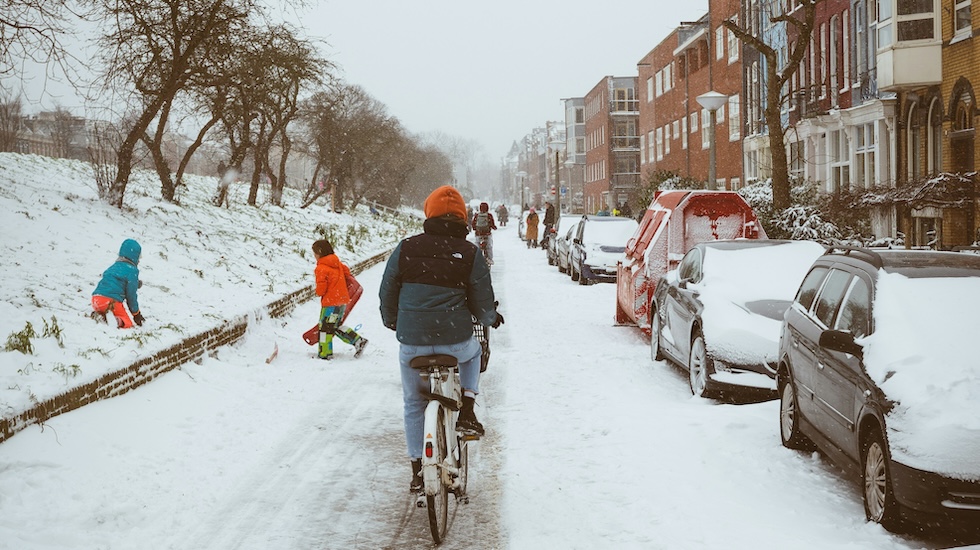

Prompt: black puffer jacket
xmin=379 ymin=217 xmax=497 ymax=345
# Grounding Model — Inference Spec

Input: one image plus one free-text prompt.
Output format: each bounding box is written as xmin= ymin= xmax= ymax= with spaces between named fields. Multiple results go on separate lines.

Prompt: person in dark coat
xmin=379 ymin=185 xmax=504 ymax=494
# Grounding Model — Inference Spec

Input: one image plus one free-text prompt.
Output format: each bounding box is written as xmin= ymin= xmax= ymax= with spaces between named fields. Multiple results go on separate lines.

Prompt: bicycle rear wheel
xmin=426 ymin=407 xmax=449 ymax=543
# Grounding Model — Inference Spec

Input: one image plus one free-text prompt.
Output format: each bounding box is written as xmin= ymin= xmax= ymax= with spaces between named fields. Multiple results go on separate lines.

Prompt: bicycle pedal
xmin=415 ymin=494 xmax=426 ymax=508
xmin=460 ymin=433 xmax=481 ymax=441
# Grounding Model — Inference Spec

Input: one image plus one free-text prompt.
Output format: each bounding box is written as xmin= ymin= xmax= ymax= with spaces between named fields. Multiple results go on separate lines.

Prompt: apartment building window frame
xmin=728 ymin=16 xmax=740 ymax=63
xmin=829 ymin=130 xmax=851 ymax=193
xmin=716 ymin=26 xmax=725 ymax=60
xmin=954 ymin=0 xmax=972 ymax=38
xmin=854 ymin=122 xmax=878 ymax=189
xmin=701 ymin=108 xmax=711 ymax=150
xmin=927 ymin=97 xmax=942 ymax=174
xmin=789 ymin=140 xmax=805 ymax=180
xmin=906 ymin=102 xmax=924 ymax=181
xmin=682 ymin=117 xmax=689 ymax=150
xmin=878 ymin=0 xmax=939 ymax=46
xmin=664 ymin=124 xmax=671 ymax=156
xmin=729 ymin=94 xmax=741 ymax=141
xmin=656 ymin=127 xmax=664 ymax=161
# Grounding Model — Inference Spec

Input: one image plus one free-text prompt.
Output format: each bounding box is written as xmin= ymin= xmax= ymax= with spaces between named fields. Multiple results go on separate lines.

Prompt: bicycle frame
xmin=420 ymin=364 xmax=463 ymax=496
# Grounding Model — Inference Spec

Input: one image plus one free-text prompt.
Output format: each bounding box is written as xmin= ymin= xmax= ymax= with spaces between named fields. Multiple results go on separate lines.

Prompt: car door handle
xmin=817 ymin=362 xmax=825 ymax=370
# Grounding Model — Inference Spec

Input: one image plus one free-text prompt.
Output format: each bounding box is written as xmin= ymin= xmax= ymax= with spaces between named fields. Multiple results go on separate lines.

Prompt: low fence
xmin=0 ymin=251 xmax=391 ymax=445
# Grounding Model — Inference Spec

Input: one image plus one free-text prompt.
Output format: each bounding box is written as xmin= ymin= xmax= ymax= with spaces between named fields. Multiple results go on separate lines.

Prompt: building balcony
xmin=611 ymin=136 xmax=640 ymax=150
xmin=611 ymin=173 xmax=640 ymax=189
xmin=609 ymin=100 xmax=639 ymax=114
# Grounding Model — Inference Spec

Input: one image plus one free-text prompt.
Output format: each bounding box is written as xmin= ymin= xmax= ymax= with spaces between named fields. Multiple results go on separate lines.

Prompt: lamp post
xmin=696 ymin=91 xmax=728 ymax=189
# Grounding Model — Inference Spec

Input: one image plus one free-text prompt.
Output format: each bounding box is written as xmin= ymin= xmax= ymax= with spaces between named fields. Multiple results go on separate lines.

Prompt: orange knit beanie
xmin=423 ymin=185 xmax=467 ymax=220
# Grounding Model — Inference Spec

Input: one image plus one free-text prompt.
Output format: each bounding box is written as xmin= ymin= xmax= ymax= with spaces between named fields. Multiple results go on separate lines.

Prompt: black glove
xmin=133 ymin=313 xmax=145 ymax=326
xmin=491 ymin=312 xmax=504 ymax=328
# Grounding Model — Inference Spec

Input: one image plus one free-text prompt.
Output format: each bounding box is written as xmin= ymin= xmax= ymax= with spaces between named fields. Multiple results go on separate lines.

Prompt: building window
xmin=728 ymin=18 xmax=739 ymax=63
xmin=854 ymin=122 xmax=877 ymax=189
xmin=789 ymin=141 xmax=805 ymax=179
xmin=656 ymin=127 xmax=664 ymax=161
xmin=690 ymin=111 xmax=699 ymax=134
xmin=701 ymin=109 xmax=711 ymax=150
xmin=655 ymin=72 xmax=663 ymax=97
xmin=829 ymin=130 xmax=851 ymax=193
xmin=681 ymin=117 xmax=688 ymax=150
xmin=648 ymin=130 xmax=655 ymax=161
xmin=926 ymin=97 xmax=942 ymax=174
xmin=880 ymin=0 xmax=938 ymax=43
xmin=647 ymin=77 xmax=654 ymax=102
xmin=716 ymin=26 xmax=725 ymax=60
xmin=672 ymin=120 xmax=680 ymax=140
xmin=907 ymin=102 xmax=923 ymax=181
xmin=729 ymin=95 xmax=740 ymax=141
xmin=955 ymin=0 xmax=972 ymax=37
xmin=664 ymin=124 xmax=671 ymax=156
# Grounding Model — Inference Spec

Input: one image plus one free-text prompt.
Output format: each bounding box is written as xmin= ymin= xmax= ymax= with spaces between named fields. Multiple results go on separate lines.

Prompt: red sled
xmin=303 ymin=272 xmax=364 ymax=345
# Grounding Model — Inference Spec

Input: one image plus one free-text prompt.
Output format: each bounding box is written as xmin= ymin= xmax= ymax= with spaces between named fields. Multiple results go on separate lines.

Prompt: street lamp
xmin=696 ymin=90 xmax=728 ymax=190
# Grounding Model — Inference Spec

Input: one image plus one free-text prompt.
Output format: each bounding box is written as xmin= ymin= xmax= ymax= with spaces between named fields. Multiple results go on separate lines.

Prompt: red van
xmin=615 ymin=190 xmax=766 ymax=332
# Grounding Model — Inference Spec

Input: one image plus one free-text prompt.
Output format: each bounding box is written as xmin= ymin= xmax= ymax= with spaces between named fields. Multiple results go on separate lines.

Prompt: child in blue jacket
xmin=91 ymin=239 xmax=145 ymax=328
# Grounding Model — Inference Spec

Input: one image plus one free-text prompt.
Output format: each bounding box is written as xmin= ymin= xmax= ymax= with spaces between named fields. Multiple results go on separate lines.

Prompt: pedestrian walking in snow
xmin=525 ymin=208 xmax=540 ymax=248
xmin=313 ymin=239 xmax=368 ymax=360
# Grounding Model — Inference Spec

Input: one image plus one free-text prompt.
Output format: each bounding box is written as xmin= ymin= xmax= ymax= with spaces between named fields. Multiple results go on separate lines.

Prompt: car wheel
xmin=571 ymin=264 xmax=580 ymax=281
xmin=778 ymin=374 xmax=812 ymax=450
xmin=548 ymin=254 xmax=555 ymax=266
xmin=688 ymin=332 xmax=711 ymax=397
xmin=578 ymin=269 xmax=588 ymax=285
xmin=649 ymin=304 xmax=663 ymax=362
xmin=558 ymin=260 xmax=566 ymax=274
xmin=863 ymin=428 xmax=902 ymax=531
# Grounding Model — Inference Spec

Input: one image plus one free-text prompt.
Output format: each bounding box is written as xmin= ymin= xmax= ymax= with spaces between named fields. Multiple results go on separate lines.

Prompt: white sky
xmin=11 ymin=2 xmax=709 ymax=162
xmin=2 ymin=153 xmax=979 ymax=548
xmin=271 ymin=0 xmax=710 ymax=161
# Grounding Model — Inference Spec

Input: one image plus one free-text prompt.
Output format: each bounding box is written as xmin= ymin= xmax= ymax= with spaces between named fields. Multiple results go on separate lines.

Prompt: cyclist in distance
xmin=379 ymin=185 xmax=504 ymax=493
xmin=471 ymin=201 xmax=497 ymax=264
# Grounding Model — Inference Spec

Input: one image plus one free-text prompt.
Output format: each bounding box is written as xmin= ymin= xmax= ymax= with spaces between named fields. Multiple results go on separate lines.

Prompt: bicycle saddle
xmin=409 ymin=354 xmax=459 ymax=369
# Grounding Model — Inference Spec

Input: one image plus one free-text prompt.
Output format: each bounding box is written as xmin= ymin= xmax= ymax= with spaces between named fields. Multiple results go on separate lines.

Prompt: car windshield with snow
xmin=651 ymin=239 xmax=827 ymax=397
xmin=568 ymin=216 xmax=639 ymax=285
xmin=777 ymin=247 xmax=980 ymax=531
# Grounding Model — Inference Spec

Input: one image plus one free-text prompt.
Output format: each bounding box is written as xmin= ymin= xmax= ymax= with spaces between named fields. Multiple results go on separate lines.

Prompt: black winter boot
xmin=456 ymin=396 xmax=485 ymax=437
xmin=410 ymin=458 xmax=423 ymax=493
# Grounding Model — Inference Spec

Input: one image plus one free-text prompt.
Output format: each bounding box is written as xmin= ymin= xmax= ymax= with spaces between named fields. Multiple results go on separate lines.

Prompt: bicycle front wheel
xmin=426 ymin=407 xmax=449 ymax=543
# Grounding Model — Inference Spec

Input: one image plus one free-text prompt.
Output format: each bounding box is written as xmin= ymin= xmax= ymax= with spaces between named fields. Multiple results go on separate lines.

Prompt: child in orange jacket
xmin=313 ymin=239 xmax=367 ymax=360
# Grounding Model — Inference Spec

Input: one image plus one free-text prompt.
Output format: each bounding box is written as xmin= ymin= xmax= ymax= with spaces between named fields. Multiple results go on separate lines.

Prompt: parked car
xmin=777 ymin=246 xmax=980 ymax=530
xmin=651 ymin=239 xmax=826 ymax=397
xmin=568 ymin=216 xmax=639 ymax=285
xmin=556 ymin=220 xmax=580 ymax=275
xmin=616 ymin=190 xmax=766 ymax=332
xmin=547 ymin=214 xmax=582 ymax=266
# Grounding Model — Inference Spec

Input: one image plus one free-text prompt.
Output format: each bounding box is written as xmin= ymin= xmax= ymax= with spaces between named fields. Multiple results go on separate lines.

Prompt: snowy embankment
xmin=0 ymin=153 xmax=415 ymax=429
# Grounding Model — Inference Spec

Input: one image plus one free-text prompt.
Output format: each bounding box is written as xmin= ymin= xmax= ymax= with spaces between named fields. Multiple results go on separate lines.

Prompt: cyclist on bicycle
xmin=471 ymin=202 xmax=497 ymax=264
xmin=379 ymin=185 xmax=503 ymax=493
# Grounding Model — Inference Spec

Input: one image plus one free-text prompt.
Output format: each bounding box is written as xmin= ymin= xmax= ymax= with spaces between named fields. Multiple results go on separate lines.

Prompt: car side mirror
xmin=819 ymin=329 xmax=863 ymax=358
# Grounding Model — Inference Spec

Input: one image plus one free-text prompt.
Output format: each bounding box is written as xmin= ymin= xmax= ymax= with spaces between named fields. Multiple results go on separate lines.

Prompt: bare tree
xmin=250 ymin=24 xmax=330 ymax=206
xmin=49 ymin=105 xmax=81 ymax=158
xmin=724 ymin=0 xmax=818 ymax=211
xmin=92 ymin=0 xmax=255 ymax=206
xmin=0 ymin=94 xmax=23 ymax=151
xmin=0 ymin=1 xmax=85 ymax=92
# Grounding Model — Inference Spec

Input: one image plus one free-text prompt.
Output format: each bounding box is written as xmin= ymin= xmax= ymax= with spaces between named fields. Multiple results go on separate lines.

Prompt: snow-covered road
xmin=1 ymin=228 xmax=977 ymax=549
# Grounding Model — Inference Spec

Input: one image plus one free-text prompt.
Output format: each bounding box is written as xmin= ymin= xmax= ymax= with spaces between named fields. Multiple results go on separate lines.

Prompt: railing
xmin=611 ymin=173 xmax=641 ymax=188
xmin=609 ymin=100 xmax=639 ymax=113
xmin=611 ymin=136 xmax=641 ymax=149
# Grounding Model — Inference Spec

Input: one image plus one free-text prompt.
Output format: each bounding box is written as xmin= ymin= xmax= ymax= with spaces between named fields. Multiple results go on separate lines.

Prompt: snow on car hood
xmin=863 ymin=271 xmax=980 ymax=480
xmin=697 ymin=241 xmax=826 ymax=367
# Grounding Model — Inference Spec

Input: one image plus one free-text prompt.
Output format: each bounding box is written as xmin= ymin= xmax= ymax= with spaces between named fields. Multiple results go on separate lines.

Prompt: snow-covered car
xmin=556 ymin=220 xmax=580 ymax=275
xmin=569 ymin=216 xmax=639 ymax=285
xmin=777 ymin=247 xmax=980 ymax=531
xmin=547 ymin=214 xmax=583 ymax=266
xmin=651 ymin=239 xmax=826 ymax=397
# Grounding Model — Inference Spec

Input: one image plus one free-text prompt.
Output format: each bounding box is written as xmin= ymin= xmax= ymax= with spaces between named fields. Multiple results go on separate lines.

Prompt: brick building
xmin=583 ymin=76 xmax=640 ymax=214
xmin=637 ymin=4 xmax=744 ymax=194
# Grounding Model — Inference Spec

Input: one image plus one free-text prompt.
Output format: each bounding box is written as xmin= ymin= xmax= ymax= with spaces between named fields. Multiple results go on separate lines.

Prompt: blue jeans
xmin=399 ymin=337 xmax=482 ymax=459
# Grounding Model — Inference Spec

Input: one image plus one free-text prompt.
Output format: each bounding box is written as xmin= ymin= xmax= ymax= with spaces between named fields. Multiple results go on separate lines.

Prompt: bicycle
xmin=410 ymin=318 xmax=490 ymax=543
